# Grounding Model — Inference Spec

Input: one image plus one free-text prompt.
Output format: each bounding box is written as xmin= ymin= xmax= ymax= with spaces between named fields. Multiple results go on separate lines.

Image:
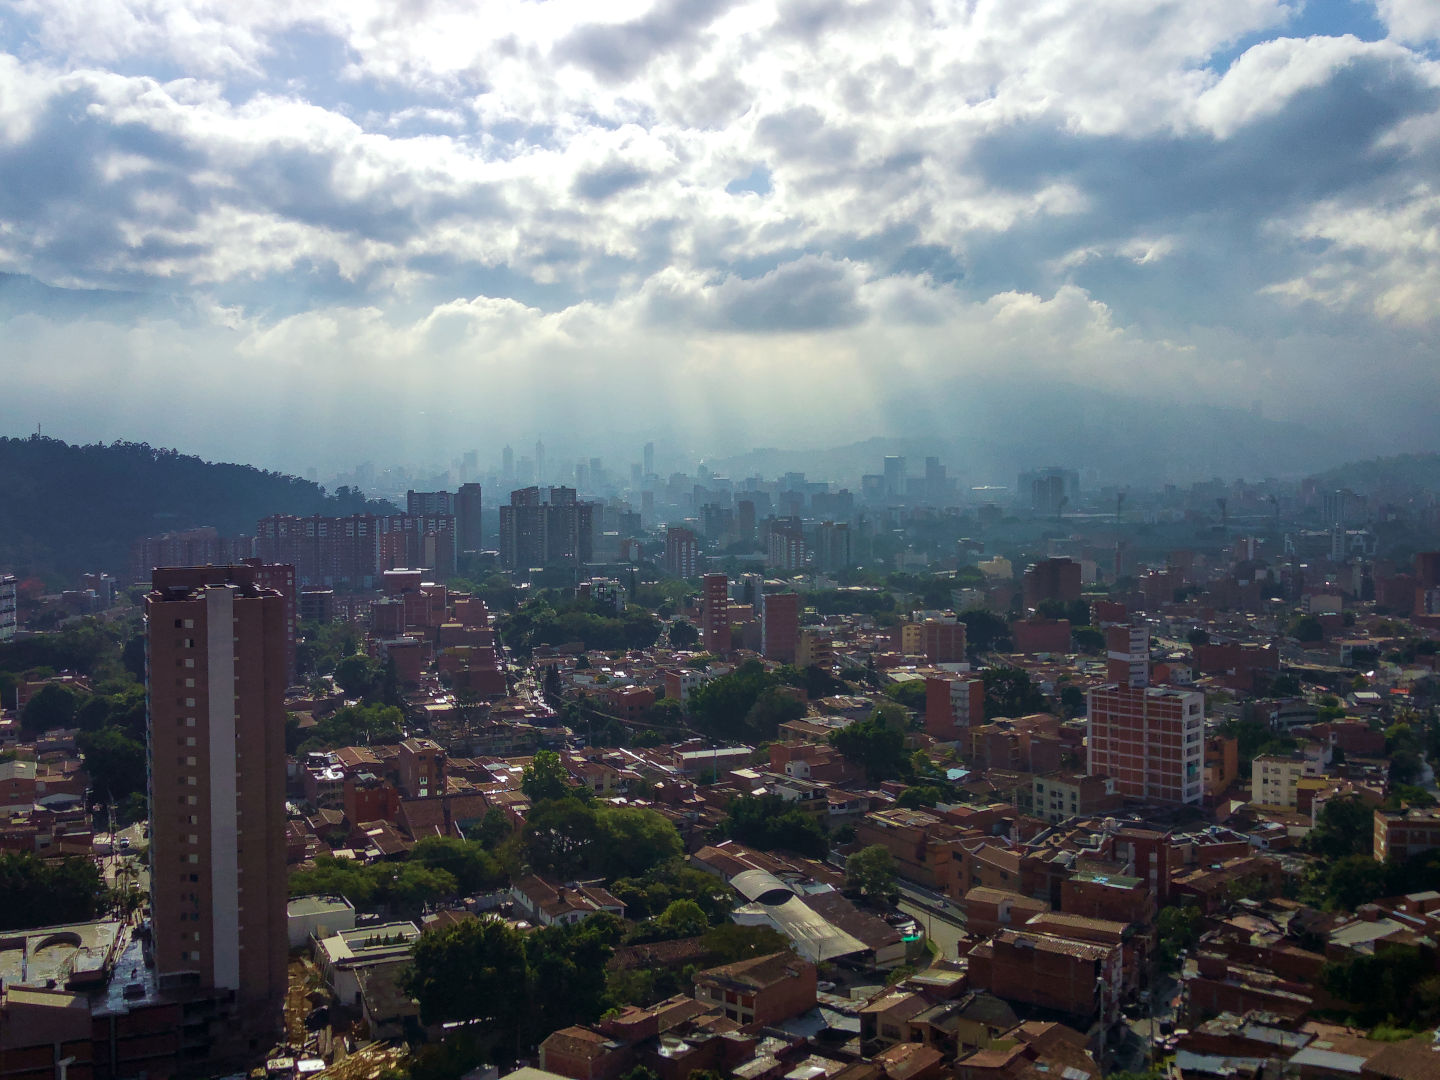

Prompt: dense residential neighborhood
xmin=3 ymin=447 xmax=1440 ymax=1080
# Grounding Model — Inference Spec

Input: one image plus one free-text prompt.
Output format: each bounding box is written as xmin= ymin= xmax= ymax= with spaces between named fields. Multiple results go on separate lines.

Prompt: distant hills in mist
xmin=708 ymin=386 xmax=1387 ymax=488
xmin=0 ymin=437 xmax=395 ymax=582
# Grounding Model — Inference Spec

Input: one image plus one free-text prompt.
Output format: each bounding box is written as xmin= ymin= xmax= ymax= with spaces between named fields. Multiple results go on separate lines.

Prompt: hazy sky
xmin=2 ymin=0 xmax=1438 ymax=473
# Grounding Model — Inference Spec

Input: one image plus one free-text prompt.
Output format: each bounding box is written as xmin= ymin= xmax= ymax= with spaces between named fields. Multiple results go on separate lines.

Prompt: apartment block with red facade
xmin=692 ymin=951 xmax=817 ymax=1029
xmin=145 ymin=564 xmax=288 ymax=1051
xmin=664 ymin=526 xmax=698 ymax=578
xmin=761 ymin=590 xmax=800 ymax=662
xmin=701 ymin=573 xmax=730 ymax=653
xmin=1086 ymin=684 xmax=1205 ymax=805
xmin=921 ymin=619 xmax=967 ymax=664
xmin=969 ymin=926 xmax=1122 ymax=1028
xmin=1373 ymin=805 xmax=1440 ymax=862
xmin=1009 ymin=618 xmax=1071 ymax=654
xmin=1022 ymin=558 xmax=1082 ymax=611
xmin=925 ymin=675 xmax=985 ymax=742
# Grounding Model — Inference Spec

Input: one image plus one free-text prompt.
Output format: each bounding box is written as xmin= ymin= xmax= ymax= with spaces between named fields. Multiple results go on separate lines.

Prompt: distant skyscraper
xmin=665 ymin=527 xmax=698 ymax=578
xmin=883 ymin=455 xmax=906 ymax=499
xmin=406 ymin=489 xmax=455 ymax=516
xmin=146 ymin=564 xmax=288 ymax=1047
xmin=643 ymin=441 xmax=655 ymax=477
xmin=502 ymin=444 xmax=515 ymax=483
xmin=498 ymin=486 xmax=594 ymax=570
xmin=457 ymin=483 xmax=484 ymax=552
xmin=0 ymin=574 xmax=16 ymax=642
xmin=536 ymin=437 xmax=546 ymax=484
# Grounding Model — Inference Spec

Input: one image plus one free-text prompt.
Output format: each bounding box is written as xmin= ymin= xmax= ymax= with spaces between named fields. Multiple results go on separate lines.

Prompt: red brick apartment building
xmin=145 ymin=564 xmax=288 ymax=1048
xmin=1086 ymin=684 xmax=1205 ymax=805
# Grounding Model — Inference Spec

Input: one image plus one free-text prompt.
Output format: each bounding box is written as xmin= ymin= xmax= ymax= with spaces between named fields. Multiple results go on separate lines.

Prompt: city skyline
xmin=2 ymin=2 xmax=1440 ymax=470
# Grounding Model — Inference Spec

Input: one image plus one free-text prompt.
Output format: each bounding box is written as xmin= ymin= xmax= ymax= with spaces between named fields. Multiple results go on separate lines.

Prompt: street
xmin=896 ymin=882 xmax=968 ymax=961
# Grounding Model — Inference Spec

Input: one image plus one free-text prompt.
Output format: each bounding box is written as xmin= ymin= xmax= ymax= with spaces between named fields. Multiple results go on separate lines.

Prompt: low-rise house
xmin=511 ymin=875 xmax=625 ymax=926
xmin=315 ymin=922 xmax=422 ymax=1006
xmin=692 ymin=951 xmax=818 ymax=1030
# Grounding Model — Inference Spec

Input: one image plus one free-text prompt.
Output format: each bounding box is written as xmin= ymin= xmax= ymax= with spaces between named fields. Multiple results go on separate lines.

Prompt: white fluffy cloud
xmin=1 ymin=0 xmax=1438 ymax=468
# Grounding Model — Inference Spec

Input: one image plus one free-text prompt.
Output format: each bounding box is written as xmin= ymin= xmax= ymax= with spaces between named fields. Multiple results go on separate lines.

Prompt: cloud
xmin=0 ymin=0 xmax=1438 ymax=467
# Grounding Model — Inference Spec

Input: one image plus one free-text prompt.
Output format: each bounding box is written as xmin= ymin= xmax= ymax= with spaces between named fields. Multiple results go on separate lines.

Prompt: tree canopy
xmin=846 ymin=845 xmax=898 ymax=903
xmin=0 ymin=853 xmax=106 ymax=931
xmin=722 ymin=794 xmax=828 ymax=859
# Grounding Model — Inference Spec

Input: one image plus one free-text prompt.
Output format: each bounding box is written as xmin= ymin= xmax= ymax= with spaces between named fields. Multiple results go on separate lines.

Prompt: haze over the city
xmin=2 ymin=0 xmax=1439 ymax=474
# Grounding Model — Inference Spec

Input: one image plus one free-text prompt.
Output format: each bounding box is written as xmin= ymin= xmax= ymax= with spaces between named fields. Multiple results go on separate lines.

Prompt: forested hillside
xmin=0 ymin=436 xmax=395 ymax=580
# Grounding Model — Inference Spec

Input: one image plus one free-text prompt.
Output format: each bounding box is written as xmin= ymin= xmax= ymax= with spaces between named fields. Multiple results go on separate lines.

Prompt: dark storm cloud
xmin=755 ymin=105 xmax=859 ymax=165
xmin=557 ymin=0 xmax=737 ymax=84
xmin=571 ymin=160 xmax=652 ymax=201
xmin=644 ymin=255 xmax=865 ymax=332
xmin=951 ymin=49 xmax=1440 ymax=325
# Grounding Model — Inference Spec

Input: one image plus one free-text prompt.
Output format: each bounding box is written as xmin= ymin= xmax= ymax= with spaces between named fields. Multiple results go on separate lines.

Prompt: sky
xmin=1 ymin=0 xmax=1439 ymax=475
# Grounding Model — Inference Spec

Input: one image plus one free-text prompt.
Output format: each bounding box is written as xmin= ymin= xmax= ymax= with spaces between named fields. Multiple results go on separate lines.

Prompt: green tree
xmin=897 ymin=785 xmax=946 ymax=809
xmin=465 ymin=808 xmax=514 ymax=849
xmin=1058 ymin=684 xmax=1087 ymax=717
xmin=722 ymin=794 xmax=828 ymax=859
xmin=959 ymin=610 xmax=1011 ymax=654
xmin=521 ymin=749 xmax=575 ymax=803
xmin=1288 ymin=615 xmax=1324 ymax=643
xmin=524 ymin=913 xmax=624 ymax=1040
xmin=1308 ymin=797 xmax=1374 ymax=860
xmin=406 ymin=917 xmax=531 ymax=1040
xmin=382 ymin=862 xmax=458 ymax=913
xmin=669 ymin=619 xmax=700 ymax=649
xmin=885 ymin=680 xmax=928 ymax=710
xmin=1318 ymin=854 xmax=1391 ymax=911
xmin=0 ymin=853 xmax=105 ymax=931
xmin=829 ymin=715 xmax=907 ymax=783
xmin=981 ymin=666 xmax=1047 ymax=719
xmin=846 ymin=845 xmax=898 ymax=903
xmin=743 ymin=687 xmax=806 ymax=739
xmin=78 ymin=726 xmax=147 ymax=800
xmin=1156 ymin=903 xmax=1203 ymax=968
xmin=687 ymin=660 xmax=774 ymax=739
xmin=699 ymin=922 xmax=791 ymax=964
xmin=523 ymin=798 xmax=601 ymax=878
xmin=629 ymin=899 xmax=710 ymax=943
xmin=334 ymin=653 xmax=383 ymax=698
xmin=21 ymin=683 xmax=80 ymax=733
xmin=593 ymin=806 xmax=683 ymax=879
xmin=288 ymin=855 xmax=383 ymax=907
xmin=411 ymin=836 xmax=508 ymax=894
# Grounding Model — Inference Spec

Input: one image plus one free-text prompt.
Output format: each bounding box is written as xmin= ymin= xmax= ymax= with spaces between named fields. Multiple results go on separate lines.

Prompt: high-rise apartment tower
xmin=146 ymin=565 xmax=288 ymax=1046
